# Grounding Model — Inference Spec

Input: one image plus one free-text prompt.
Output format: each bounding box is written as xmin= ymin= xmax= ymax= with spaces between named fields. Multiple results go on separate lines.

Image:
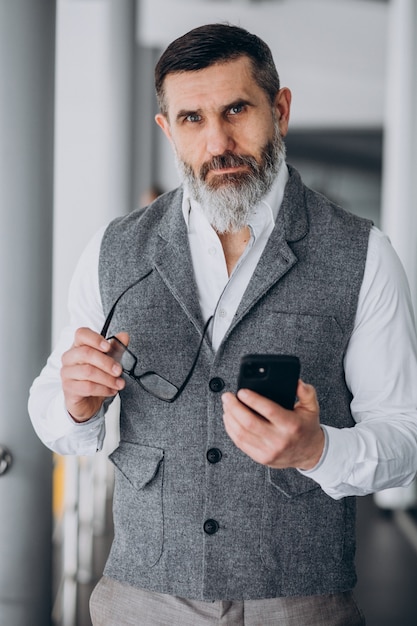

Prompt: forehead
xmin=163 ymin=57 xmax=267 ymax=118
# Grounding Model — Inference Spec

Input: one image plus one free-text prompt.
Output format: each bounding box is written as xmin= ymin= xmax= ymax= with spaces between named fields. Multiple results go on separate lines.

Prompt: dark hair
xmin=155 ymin=23 xmax=280 ymax=115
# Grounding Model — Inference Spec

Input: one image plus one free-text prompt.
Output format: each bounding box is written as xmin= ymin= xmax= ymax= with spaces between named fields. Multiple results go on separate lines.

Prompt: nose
xmin=205 ymin=118 xmax=235 ymax=156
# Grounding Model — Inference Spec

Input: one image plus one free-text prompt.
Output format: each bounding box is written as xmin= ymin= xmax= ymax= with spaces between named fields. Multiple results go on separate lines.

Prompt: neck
xmin=217 ymin=226 xmax=251 ymax=276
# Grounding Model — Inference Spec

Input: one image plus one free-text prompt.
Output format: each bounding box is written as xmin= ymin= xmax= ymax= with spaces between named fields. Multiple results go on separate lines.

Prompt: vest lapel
xmin=234 ymin=166 xmax=309 ymax=324
xmin=150 ymin=196 xmax=205 ymax=330
xmin=147 ymin=167 xmax=309 ymax=332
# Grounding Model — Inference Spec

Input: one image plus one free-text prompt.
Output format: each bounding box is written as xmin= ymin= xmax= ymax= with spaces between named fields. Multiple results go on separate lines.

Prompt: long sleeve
xmin=28 ymin=226 xmax=108 ymax=455
xmin=300 ymin=227 xmax=417 ymax=499
xmin=29 ymin=221 xmax=417 ymax=486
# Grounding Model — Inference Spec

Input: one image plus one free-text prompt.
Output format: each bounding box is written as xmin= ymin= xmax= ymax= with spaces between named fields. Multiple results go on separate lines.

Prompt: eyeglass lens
xmin=139 ymin=372 xmax=178 ymax=401
xmin=108 ymin=336 xmax=179 ymax=401
xmin=108 ymin=337 xmax=136 ymax=372
xmin=105 ymin=314 xmax=213 ymax=403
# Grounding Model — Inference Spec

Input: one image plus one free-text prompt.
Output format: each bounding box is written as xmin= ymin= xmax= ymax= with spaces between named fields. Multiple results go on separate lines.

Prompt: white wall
xmin=137 ymin=0 xmax=388 ymax=200
xmin=138 ymin=0 xmax=387 ymax=127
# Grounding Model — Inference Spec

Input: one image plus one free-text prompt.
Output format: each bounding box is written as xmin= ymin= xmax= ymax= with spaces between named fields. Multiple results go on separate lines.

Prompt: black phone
xmin=237 ymin=354 xmax=300 ymax=410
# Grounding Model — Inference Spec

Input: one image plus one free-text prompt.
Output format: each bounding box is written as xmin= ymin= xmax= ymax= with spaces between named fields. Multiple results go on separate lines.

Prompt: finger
xmin=61 ymin=359 xmax=124 ymax=389
xmin=222 ymin=393 xmax=282 ymax=465
xmin=62 ymin=374 xmax=123 ymax=399
xmin=72 ymin=327 xmax=112 ymax=352
xmin=62 ymin=328 xmax=128 ymax=423
xmin=222 ymin=392 xmax=270 ymax=439
xmin=61 ymin=363 xmax=124 ymax=422
xmin=115 ymin=331 xmax=129 ymax=347
xmin=236 ymin=388 xmax=287 ymax=423
xmin=62 ymin=342 xmax=123 ymax=376
xmin=62 ymin=350 xmax=123 ymax=387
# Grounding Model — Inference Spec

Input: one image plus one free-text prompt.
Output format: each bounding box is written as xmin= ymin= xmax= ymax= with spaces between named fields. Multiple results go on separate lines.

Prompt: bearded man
xmin=29 ymin=23 xmax=417 ymax=626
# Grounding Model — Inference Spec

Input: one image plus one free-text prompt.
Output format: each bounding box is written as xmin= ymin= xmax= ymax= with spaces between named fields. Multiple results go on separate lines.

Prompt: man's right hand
xmin=61 ymin=327 xmax=129 ymax=423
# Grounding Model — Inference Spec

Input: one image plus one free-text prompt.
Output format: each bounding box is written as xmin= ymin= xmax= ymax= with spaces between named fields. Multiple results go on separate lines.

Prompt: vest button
xmin=209 ymin=377 xmax=225 ymax=392
xmin=207 ymin=448 xmax=222 ymax=464
xmin=204 ymin=519 xmax=219 ymax=535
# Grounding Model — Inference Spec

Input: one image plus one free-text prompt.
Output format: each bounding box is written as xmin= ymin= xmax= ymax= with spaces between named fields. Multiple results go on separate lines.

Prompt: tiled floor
xmin=75 ymin=495 xmax=417 ymax=626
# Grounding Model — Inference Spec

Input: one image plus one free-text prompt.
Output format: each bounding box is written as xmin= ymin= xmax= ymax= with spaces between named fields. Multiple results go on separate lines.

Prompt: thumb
xmin=295 ymin=379 xmax=317 ymax=409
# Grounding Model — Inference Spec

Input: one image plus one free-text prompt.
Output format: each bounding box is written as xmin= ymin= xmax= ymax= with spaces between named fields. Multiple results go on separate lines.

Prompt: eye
xmin=185 ymin=113 xmax=202 ymax=123
xmin=229 ymin=103 xmax=245 ymax=116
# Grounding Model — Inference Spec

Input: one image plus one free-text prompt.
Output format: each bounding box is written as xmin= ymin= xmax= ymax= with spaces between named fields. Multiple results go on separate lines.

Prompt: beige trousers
xmin=90 ymin=576 xmax=366 ymax=625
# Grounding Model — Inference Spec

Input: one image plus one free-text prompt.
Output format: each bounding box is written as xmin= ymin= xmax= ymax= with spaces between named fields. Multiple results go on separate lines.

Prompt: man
xmin=29 ymin=23 xmax=417 ymax=625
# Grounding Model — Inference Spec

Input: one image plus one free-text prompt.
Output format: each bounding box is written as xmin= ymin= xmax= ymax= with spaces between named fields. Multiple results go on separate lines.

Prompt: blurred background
xmin=0 ymin=0 xmax=417 ymax=624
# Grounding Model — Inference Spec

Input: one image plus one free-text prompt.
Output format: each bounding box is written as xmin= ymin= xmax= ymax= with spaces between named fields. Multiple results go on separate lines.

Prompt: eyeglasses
xmin=100 ymin=270 xmax=212 ymax=402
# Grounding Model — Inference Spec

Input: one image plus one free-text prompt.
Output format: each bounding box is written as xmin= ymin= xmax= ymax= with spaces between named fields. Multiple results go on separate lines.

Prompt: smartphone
xmin=237 ymin=354 xmax=300 ymax=410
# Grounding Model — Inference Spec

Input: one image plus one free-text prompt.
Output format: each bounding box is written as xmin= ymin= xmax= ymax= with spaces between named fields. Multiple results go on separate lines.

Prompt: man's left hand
xmin=222 ymin=380 xmax=324 ymax=471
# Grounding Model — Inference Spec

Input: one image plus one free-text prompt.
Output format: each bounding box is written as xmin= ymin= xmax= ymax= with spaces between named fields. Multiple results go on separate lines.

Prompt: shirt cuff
xmin=65 ymin=405 xmax=106 ymax=427
xmin=297 ymin=426 xmax=329 ymax=474
xmin=40 ymin=391 xmax=108 ymax=455
xmin=297 ymin=424 xmax=358 ymax=499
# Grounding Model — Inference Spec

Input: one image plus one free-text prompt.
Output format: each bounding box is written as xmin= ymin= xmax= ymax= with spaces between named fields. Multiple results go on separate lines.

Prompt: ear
xmin=155 ymin=113 xmax=172 ymax=142
xmin=273 ymin=87 xmax=292 ymax=137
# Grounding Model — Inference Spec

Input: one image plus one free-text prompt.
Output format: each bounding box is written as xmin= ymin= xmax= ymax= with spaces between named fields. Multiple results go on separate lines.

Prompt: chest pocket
xmin=240 ymin=311 xmax=345 ymax=406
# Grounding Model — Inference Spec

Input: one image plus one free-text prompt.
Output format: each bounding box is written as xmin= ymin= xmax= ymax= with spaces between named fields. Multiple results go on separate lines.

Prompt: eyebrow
xmin=175 ymin=108 xmax=203 ymax=123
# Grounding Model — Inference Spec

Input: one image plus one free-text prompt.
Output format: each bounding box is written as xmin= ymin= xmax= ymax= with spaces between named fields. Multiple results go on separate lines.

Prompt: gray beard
xmin=175 ymin=121 xmax=286 ymax=233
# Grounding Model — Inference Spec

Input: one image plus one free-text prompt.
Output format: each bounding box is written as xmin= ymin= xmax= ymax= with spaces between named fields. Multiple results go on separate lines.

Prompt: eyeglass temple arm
xmin=100 ymin=269 xmax=154 ymax=338
xmin=174 ymin=315 xmax=213 ymax=398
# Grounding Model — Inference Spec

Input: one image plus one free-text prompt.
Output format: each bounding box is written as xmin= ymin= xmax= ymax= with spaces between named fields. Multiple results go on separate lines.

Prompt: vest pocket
xmin=260 ymin=468 xmax=345 ymax=577
xmin=267 ymin=467 xmax=319 ymax=498
xmin=109 ymin=441 xmax=164 ymax=567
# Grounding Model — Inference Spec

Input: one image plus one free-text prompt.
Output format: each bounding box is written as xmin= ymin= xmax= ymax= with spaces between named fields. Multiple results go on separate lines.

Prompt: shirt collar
xmin=181 ymin=163 xmax=289 ymax=236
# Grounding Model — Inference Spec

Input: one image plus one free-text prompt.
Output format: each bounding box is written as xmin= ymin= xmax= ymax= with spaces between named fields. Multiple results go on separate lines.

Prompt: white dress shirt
xmin=28 ymin=165 xmax=417 ymax=500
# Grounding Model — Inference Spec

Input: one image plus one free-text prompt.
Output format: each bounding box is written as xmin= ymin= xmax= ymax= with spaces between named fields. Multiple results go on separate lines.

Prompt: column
xmin=380 ymin=0 xmax=417 ymax=308
xmin=53 ymin=0 xmax=136 ymax=339
xmin=0 ymin=1 xmax=55 ymax=624
xmin=52 ymin=2 xmax=135 ymax=623
xmin=377 ymin=0 xmax=417 ymax=510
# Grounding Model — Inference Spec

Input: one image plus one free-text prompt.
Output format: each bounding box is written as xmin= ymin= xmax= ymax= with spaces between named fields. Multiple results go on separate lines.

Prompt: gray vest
xmin=99 ymin=166 xmax=372 ymax=600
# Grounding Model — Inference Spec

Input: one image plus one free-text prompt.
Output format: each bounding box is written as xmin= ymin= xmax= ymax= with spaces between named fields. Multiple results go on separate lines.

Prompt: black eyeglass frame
xmin=100 ymin=270 xmax=212 ymax=402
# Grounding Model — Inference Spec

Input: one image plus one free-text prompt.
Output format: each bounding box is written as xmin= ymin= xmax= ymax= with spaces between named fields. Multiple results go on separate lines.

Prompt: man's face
xmin=155 ymin=56 xmax=291 ymax=232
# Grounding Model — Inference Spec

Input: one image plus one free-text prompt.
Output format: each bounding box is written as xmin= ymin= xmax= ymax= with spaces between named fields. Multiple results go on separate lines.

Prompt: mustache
xmin=199 ymin=152 xmax=259 ymax=181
